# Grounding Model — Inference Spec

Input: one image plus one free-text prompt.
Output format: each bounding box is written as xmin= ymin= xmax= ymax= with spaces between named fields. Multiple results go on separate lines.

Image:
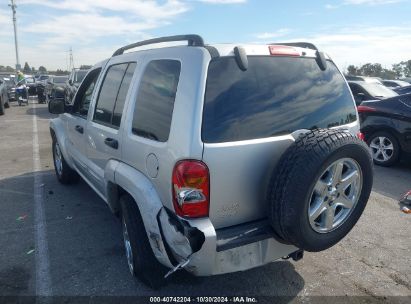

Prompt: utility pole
xmin=69 ymin=47 xmax=74 ymax=71
xmin=8 ymin=0 xmax=21 ymax=71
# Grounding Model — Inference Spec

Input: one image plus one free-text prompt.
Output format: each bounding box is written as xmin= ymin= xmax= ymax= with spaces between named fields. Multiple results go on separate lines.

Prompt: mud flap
xmin=157 ymin=208 xmax=205 ymax=276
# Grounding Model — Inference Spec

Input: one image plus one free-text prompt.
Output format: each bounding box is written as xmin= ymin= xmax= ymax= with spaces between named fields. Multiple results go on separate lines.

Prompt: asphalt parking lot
xmin=0 ymin=100 xmax=410 ymax=301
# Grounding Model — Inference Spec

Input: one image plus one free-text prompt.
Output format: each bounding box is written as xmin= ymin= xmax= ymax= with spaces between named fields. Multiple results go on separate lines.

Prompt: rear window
xmin=202 ymin=56 xmax=357 ymax=143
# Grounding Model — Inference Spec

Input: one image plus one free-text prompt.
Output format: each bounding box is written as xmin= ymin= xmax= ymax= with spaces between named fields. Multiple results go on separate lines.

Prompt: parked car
xmin=45 ymin=76 xmax=68 ymax=102
xmin=393 ymin=85 xmax=411 ymax=95
xmin=0 ymin=78 xmax=9 ymax=115
xmin=358 ymin=93 xmax=411 ymax=166
xmin=0 ymin=77 xmax=13 ymax=104
xmin=345 ymin=75 xmax=382 ymax=84
xmin=36 ymin=75 xmax=50 ymax=104
xmin=348 ymin=80 xmax=398 ymax=105
xmin=382 ymin=79 xmax=410 ymax=89
xmin=64 ymin=68 xmax=89 ymax=105
xmin=47 ymin=35 xmax=373 ymax=288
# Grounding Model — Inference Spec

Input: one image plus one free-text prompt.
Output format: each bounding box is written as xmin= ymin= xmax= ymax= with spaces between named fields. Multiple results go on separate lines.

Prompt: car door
xmin=65 ymin=67 xmax=102 ymax=180
xmin=86 ymin=61 xmax=137 ymax=196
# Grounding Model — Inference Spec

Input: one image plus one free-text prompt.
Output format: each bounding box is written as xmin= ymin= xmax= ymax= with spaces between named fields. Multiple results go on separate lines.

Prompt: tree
xmin=359 ymin=63 xmax=383 ymax=77
xmin=38 ymin=66 xmax=47 ymax=73
xmin=31 ymin=66 xmax=36 ymax=73
xmin=79 ymin=65 xmax=92 ymax=70
xmin=400 ymin=60 xmax=411 ymax=77
xmin=392 ymin=63 xmax=403 ymax=78
xmin=347 ymin=65 xmax=359 ymax=75
xmin=23 ymin=62 xmax=31 ymax=73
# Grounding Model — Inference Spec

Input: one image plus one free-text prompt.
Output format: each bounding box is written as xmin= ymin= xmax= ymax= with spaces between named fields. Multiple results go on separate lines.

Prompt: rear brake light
xmin=268 ymin=45 xmax=300 ymax=56
xmin=172 ymin=160 xmax=210 ymax=218
xmin=357 ymin=105 xmax=377 ymax=113
xmin=357 ymin=132 xmax=365 ymax=141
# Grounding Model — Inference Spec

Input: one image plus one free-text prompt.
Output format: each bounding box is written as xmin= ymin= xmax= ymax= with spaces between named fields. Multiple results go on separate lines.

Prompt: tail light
xmin=357 ymin=105 xmax=377 ymax=113
xmin=172 ymin=160 xmax=210 ymax=218
xmin=269 ymin=45 xmax=300 ymax=56
xmin=357 ymin=132 xmax=366 ymax=141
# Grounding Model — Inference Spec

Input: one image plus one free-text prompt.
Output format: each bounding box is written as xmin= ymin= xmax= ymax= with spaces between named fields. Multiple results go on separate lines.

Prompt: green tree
xmin=392 ymin=63 xmax=403 ymax=78
xmin=359 ymin=63 xmax=382 ymax=77
xmin=400 ymin=60 xmax=411 ymax=77
xmin=347 ymin=65 xmax=359 ymax=75
xmin=38 ymin=66 xmax=47 ymax=73
xmin=79 ymin=65 xmax=92 ymax=70
xmin=23 ymin=62 xmax=31 ymax=73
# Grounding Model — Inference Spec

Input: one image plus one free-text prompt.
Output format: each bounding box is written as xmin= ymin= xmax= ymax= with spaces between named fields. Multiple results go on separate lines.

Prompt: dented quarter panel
xmin=114 ymin=161 xmax=173 ymax=268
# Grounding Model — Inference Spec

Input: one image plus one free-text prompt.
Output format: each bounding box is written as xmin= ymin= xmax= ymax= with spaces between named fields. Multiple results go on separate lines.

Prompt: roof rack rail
xmin=270 ymin=42 xmax=318 ymax=51
xmin=112 ymin=34 xmax=205 ymax=57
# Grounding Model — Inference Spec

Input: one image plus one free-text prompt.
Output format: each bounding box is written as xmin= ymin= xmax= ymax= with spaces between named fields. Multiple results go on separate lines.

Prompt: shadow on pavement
xmin=25 ymin=105 xmax=57 ymax=120
xmin=0 ymin=170 xmax=305 ymax=299
xmin=372 ymin=160 xmax=411 ymax=200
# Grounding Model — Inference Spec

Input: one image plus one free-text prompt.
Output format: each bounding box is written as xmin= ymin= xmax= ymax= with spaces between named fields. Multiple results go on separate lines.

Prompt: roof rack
xmin=112 ymin=34 xmax=205 ymax=57
xmin=270 ymin=42 xmax=318 ymax=51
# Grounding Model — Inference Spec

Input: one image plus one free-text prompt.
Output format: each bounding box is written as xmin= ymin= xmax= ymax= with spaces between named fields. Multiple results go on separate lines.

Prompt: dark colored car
xmin=382 ymin=79 xmax=410 ymax=89
xmin=348 ymin=81 xmax=398 ymax=105
xmin=64 ymin=69 xmax=88 ymax=105
xmin=358 ymin=93 xmax=411 ymax=166
xmin=394 ymin=85 xmax=411 ymax=95
xmin=1 ymin=77 xmax=16 ymax=101
xmin=45 ymin=76 xmax=68 ymax=102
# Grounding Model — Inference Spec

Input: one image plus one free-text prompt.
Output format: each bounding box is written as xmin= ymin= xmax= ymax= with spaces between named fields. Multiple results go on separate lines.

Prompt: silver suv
xmin=48 ymin=35 xmax=373 ymax=288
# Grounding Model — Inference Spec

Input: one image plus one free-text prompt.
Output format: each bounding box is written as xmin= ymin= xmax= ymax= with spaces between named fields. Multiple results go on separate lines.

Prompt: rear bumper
xmin=157 ymin=209 xmax=298 ymax=276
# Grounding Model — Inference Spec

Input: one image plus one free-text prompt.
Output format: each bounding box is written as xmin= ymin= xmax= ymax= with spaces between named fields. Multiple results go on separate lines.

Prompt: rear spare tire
xmin=268 ymin=129 xmax=373 ymax=252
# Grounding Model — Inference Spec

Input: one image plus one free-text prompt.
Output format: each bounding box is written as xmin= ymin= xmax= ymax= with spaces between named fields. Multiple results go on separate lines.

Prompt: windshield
xmin=202 ymin=56 xmax=357 ymax=143
xmin=54 ymin=77 xmax=67 ymax=84
xmin=362 ymin=83 xmax=398 ymax=98
xmin=74 ymin=70 xmax=87 ymax=83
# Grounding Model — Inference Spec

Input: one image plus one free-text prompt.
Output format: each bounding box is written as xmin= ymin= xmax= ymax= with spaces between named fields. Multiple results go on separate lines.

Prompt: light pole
xmin=8 ymin=0 xmax=21 ymax=71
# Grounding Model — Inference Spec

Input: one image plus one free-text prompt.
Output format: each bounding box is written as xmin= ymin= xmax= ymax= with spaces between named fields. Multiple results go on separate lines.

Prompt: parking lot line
xmin=32 ymin=102 xmax=53 ymax=296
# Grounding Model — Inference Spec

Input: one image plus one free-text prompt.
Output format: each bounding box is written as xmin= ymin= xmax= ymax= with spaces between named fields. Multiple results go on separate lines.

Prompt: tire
xmin=52 ymin=138 xmax=80 ymax=184
xmin=368 ymin=131 xmax=400 ymax=167
xmin=120 ymin=194 xmax=167 ymax=289
xmin=0 ymin=98 xmax=4 ymax=115
xmin=268 ymin=129 xmax=373 ymax=252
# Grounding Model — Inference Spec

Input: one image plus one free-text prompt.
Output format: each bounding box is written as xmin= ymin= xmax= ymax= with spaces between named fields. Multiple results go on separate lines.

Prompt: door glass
xmin=94 ymin=63 xmax=128 ymax=125
xmin=112 ymin=63 xmax=137 ymax=127
xmin=72 ymin=68 xmax=102 ymax=117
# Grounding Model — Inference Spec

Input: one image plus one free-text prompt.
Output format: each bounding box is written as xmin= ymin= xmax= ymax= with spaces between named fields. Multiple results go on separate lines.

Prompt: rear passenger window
xmin=94 ymin=62 xmax=136 ymax=127
xmin=132 ymin=60 xmax=181 ymax=142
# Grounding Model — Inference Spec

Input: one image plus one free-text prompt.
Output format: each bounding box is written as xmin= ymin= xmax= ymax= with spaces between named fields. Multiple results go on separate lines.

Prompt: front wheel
xmin=52 ymin=139 xmax=80 ymax=184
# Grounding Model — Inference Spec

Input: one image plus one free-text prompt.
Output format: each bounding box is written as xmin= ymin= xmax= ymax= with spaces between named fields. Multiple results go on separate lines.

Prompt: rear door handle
xmin=75 ymin=125 xmax=84 ymax=134
xmin=104 ymin=138 xmax=118 ymax=150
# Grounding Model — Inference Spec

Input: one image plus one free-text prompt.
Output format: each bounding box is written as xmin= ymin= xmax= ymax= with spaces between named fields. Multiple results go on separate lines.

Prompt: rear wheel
xmin=368 ymin=131 xmax=400 ymax=167
xmin=52 ymin=139 xmax=80 ymax=184
xmin=120 ymin=195 xmax=167 ymax=289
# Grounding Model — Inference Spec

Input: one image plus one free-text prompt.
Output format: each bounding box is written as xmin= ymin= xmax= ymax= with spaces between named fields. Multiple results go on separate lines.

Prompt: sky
xmin=1 ymin=0 xmax=411 ymax=71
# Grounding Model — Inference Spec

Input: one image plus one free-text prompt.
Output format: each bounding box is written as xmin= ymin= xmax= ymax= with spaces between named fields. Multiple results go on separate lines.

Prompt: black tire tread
xmin=268 ymin=129 xmax=373 ymax=251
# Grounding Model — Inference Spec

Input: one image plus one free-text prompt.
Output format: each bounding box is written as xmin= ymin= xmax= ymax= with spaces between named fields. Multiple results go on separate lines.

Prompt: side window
xmin=72 ymin=68 xmax=101 ymax=117
xmin=93 ymin=62 xmax=136 ymax=127
xmin=112 ymin=63 xmax=136 ymax=127
xmin=132 ymin=60 xmax=181 ymax=142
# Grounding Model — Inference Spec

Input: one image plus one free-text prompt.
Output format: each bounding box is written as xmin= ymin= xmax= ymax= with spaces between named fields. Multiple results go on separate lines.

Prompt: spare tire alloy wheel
xmin=268 ymin=129 xmax=373 ymax=252
xmin=309 ymin=158 xmax=362 ymax=233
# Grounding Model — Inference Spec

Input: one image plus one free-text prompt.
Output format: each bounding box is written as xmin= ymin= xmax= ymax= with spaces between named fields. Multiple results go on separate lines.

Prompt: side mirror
xmin=48 ymin=99 xmax=65 ymax=114
xmin=69 ymin=79 xmax=73 ymax=85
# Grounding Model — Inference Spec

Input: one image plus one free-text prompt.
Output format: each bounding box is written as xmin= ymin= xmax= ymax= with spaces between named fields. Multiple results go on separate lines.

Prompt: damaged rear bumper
xmin=157 ymin=208 xmax=299 ymax=276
